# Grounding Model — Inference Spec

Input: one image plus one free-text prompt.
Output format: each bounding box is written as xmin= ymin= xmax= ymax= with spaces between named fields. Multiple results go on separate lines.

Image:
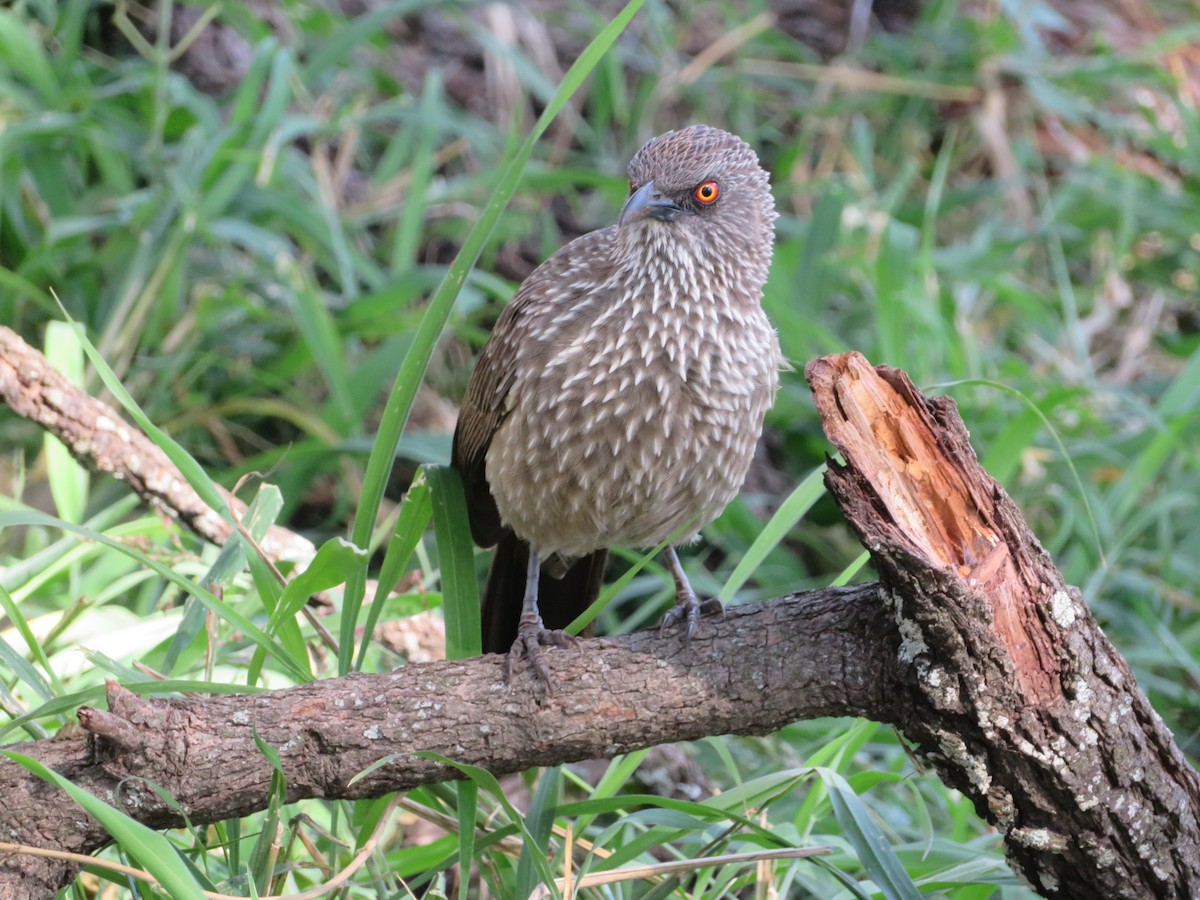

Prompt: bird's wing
xmin=452 ymin=292 xmax=523 ymax=548
xmin=452 ymin=228 xmax=616 ymax=548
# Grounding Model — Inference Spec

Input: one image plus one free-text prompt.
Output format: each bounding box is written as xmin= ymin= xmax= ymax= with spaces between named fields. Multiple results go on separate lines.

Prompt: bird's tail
xmin=480 ymin=533 xmax=608 ymax=654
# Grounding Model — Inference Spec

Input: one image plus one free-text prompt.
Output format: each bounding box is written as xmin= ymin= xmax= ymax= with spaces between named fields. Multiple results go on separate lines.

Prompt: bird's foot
xmin=505 ymin=612 xmax=576 ymax=687
xmin=659 ymin=589 xmax=724 ymax=642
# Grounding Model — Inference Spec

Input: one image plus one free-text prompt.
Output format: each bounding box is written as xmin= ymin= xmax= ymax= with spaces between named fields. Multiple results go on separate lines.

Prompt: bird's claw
xmin=504 ymin=615 xmax=576 ymax=687
xmin=659 ymin=591 xmax=724 ymax=642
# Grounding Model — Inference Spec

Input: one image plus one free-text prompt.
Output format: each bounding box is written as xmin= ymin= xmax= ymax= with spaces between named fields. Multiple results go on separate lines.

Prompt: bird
xmin=451 ymin=124 xmax=782 ymax=684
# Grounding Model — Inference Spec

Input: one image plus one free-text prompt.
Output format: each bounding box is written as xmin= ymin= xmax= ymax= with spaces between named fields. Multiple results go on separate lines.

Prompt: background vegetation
xmin=1 ymin=0 xmax=1197 ymax=896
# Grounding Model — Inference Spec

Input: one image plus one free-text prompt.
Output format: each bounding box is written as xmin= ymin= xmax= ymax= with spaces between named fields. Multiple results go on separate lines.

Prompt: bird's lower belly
xmin=486 ymin=403 xmax=761 ymax=559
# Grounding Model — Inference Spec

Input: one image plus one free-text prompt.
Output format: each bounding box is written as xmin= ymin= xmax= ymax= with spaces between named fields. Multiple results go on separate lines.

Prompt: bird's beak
xmin=618 ymin=180 xmax=684 ymax=228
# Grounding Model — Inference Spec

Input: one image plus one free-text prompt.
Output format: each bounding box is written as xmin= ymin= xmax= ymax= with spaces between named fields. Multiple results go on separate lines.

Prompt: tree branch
xmin=1 ymin=586 xmax=892 ymax=896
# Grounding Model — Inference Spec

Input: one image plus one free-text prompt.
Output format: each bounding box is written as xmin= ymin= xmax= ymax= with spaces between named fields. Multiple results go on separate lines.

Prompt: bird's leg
xmin=506 ymin=547 xmax=576 ymax=686
xmin=658 ymin=545 xmax=724 ymax=641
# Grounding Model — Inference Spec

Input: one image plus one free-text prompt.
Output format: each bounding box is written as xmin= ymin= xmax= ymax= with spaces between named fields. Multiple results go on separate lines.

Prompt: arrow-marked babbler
xmin=452 ymin=125 xmax=782 ymax=683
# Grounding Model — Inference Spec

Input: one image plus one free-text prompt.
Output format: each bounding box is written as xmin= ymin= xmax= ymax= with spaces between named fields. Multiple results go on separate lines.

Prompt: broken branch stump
xmin=806 ymin=352 xmax=1200 ymax=898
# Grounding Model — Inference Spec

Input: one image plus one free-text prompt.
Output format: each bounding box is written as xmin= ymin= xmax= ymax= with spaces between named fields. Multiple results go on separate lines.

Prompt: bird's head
xmin=616 ymin=125 xmax=776 ymax=295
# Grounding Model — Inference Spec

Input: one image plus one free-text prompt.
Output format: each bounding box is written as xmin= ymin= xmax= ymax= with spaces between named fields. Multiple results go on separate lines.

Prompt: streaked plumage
xmin=452 ymin=125 xmax=781 ymax=681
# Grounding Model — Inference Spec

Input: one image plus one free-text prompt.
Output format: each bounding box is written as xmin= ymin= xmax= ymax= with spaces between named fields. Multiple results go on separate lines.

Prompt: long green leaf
xmin=719 ymin=464 xmax=827 ymax=604
xmin=418 ymin=753 xmax=561 ymax=893
xmin=0 ymin=633 xmax=51 ymax=706
xmin=248 ymin=728 xmax=289 ymax=894
xmin=338 ymin=0 xmax=645 ymax=674
xmin=455 ymin=780 xmax=478 ymax=900
xmin=0 ymin=10 xmax=62 ymax=105
xmin=357 ymin=471 xmax=434 ymax=670
xmin=272 ymin=537 xmax=367 ymax=634
xmin=42 ymin=322 xmax=90 ymax=523
xmin=427 ymin=465 xmax=480 ymax=660
xmin=515 ymin=766 xmax=563 ymax=899
xmin=243 ymin=538 xmax=293 ymax=685
xmin=56 ymin=304 xmax=230 ymax=525
xmin=817 ymin=767 xmax=922 ymax=900
xmin=0 ymin=582 xmax=63 ymax=697
xmin=248 ymin=536 xmax=367 ymax=683
xmin=163 ymin=484 xmax=286 ymax=675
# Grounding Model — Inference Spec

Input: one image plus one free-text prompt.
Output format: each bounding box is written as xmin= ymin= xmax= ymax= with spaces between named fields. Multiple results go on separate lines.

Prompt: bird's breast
xmin=486 ymin=281 xmax=780 ymax=560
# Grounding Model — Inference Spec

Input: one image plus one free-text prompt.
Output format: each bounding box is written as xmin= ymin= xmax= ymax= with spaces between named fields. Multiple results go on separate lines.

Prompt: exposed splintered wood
xmin=806 ymin=352 xmax=1200 ymax=899
xmin=807 ymin=352 xmax=1062 ymax=703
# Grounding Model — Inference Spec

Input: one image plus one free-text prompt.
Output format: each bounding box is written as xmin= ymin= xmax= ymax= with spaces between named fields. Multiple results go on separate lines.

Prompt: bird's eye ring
xmin=695 ymin=181 xmax=719 ymax=204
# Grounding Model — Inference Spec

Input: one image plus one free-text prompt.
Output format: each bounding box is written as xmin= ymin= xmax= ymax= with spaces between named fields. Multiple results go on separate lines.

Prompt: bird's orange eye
xmin=695 ymin=181 xmax=719 ymax=204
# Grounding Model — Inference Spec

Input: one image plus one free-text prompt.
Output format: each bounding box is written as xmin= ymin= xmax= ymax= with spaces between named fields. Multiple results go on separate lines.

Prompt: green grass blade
xmin=515 ymin=765 xmax=562 ymax=899
xmin=418 ymin=753 xmax=561 ymax=894
xmin=280 ymin=256 xmax=355 ymax=434
xmin=456 ymin=780 xmax=478 ymax=900
xmin=271 ymin=537 xmax=366 ymax=637
xmin=56 ymin=304 xmax=230 ymax=525
xmin=1109 ymin=345 xmax=1200 ymax=520
xmin=0 ymin=632 xmax=53 ymax=703
xmin=0 ymin=685 xmax=106 ymax=742
xmin=1154 ymin=342 xmax=1200 ymax=417
xmin=719 ymin=464 xmax=827 ymax=604
xmin=352 ymin=792 xmax=396 ymax=849
xmin=0 ymin=9 xmax=62 ymax=105
xmin=248 ymin=535 xmax=366 ymax=683
xmin=0 ymin=582 xmax=63 ymax=696
xmin=162 ymin=485 xmax=286 ymax=675
xmin=357 ymin=471 xmax=433 ymax=671
xmin=42 ymin=322 xmax=89 ymax=523
xmin=816 ymin=767 xmax=922 ymax=900
xmin=392 ymin=73 xmax=443 ymax=274
xmin=875 ymin=220 xmax=919 ymax=369
xmin=243 ymin=539 xmax=293 ymax=685
xmin=831 ymin=549 xmax=871 ymax=587
xmin=247 ymin=729 xmax=288 ymax=894
xmin=338 ymin=0 xmax=645 ymax=674
xmin=563 ymin=749 xmax=649 ymax=840
xmin=302 ymin=0 xmax=428 ymax=79
xmin=199 ymin=44 xmax=294 ymax=219
xmin=426 ymin=465 xmax=481 ymax=660
xmin=566 ymin=522 xmax=698 ymax=636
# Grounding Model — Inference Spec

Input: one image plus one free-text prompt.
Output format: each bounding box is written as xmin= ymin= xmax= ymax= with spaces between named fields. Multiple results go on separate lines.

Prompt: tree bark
xmin=0 ymin=352 xmax=1196 ymax=898
xmin=0 ymin=587 xmax=892 ymax=897
xmin=806 ymin=353 xmax=1200 ymax=898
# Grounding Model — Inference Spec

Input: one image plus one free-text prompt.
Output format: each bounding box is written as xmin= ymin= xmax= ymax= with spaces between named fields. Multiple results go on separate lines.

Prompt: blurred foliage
xmin=0 ymin=0 xmax=1197 ymax=896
